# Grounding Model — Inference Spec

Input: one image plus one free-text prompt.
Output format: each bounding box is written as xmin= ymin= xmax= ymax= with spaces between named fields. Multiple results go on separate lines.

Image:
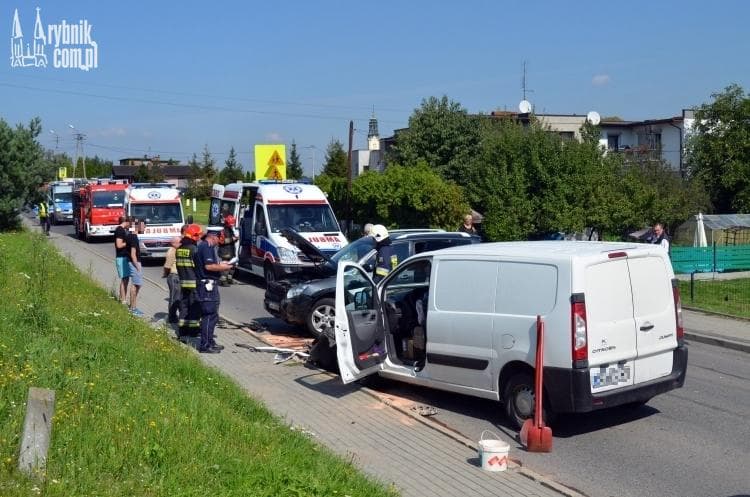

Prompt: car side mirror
xmin=362 ymin=262 xmax=374 ymax=272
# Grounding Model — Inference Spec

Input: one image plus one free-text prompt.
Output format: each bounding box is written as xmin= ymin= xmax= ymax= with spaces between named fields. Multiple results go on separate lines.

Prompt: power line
xmin=0 ymin=82 xmax=408 ymax=126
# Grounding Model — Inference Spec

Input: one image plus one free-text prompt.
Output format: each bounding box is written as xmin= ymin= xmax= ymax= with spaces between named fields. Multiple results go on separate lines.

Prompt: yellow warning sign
xmin=254 ymin=144 xmax=286 ymax=181
xmin=58 ymin=167 xmax=67 ymax=180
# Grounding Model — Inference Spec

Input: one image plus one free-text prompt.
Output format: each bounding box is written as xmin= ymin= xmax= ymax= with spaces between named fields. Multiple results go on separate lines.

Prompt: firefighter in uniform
xmin=38 ymin=201 xmax=50 ymax=236
xmin=194 ymin=228 xmax=235 ymax=353
xmin=371 ymin=224 xmax=398 ymax=283
xmin=175 ymin=224 xmax=203 ymax=339
xmin=218 ymin=214 xmax=237 ymax=286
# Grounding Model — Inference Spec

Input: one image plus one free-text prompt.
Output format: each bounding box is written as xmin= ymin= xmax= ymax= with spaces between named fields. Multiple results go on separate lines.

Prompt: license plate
xmin=267 ymin=301 xmax=279 ymax=311
xmin=591 ymin=362 xmax=632 ymax=390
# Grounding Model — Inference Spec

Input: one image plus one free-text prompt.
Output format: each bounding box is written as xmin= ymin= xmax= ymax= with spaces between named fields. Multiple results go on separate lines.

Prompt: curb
xmin=684 ymin=332 xmax=750 ymax=354
xmin=683 ymin=306 xmax=750 ymax=323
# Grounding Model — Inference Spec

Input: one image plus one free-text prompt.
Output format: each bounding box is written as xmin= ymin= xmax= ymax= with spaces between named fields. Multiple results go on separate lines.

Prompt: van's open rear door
xmin=334 ymin=262 xmax=385 ymax=383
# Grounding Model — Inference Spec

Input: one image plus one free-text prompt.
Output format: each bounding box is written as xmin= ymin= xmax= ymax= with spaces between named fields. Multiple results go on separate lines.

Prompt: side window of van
xmin=495 ymin=262 xmax=558 ymax=315
xmin=434 ymin=260 xmax=498 ymax=313
xmin=254 ymin=204 xmax=267 ymax=236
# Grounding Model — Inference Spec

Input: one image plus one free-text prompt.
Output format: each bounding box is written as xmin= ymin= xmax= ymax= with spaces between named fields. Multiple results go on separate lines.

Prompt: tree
xmin=687 ymin=84 xmax=750 ymax=212
xmin=390 ymin=95 xmax=481 ymax=183
xmin=201 ymin=145 xmax=217 ymax=186
xmin=218 ymin=146 xmax=244 ymax=184
xmin=0 ymin=117 xmax=55 ymax=230
xmin=185 ymin=153 xmax=203 ymax=198
xmin=287 ymin=140 xmax=304 ymax=179
xmin=321 ymin=139 xmax=348 ymax=177
xmin=244 ymin=170 xmax=255 ymax=182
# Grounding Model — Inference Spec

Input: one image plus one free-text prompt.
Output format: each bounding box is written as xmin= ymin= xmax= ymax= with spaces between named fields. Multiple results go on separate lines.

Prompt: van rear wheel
xmin=263 ymin=264 xmax=275 ymax=287
xmin=503 ymin=372 xmax=555 ymax=430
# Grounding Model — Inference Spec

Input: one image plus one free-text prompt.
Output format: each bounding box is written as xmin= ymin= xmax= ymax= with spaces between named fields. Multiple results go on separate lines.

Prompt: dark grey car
xmin=264 ymin=230 xmax=480 ymax=337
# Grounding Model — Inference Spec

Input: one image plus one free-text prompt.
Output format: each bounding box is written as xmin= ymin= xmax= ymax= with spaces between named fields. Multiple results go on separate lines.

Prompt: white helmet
xmin=371 ymin=224 xmax=389 ymax=242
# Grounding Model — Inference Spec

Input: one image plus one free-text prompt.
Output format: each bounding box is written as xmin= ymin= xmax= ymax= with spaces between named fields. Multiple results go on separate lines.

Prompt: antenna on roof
xmin=519 ymin=61 xmax=534 ymax=114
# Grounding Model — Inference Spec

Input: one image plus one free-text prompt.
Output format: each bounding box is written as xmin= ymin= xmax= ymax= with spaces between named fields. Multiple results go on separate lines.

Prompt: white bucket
xmin=478 ymin=430 xmax=510 ymax=472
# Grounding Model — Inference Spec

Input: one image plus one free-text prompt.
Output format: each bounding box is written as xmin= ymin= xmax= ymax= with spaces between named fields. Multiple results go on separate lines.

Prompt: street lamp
xmin=304 ymin=145 xmax=317 ymax=181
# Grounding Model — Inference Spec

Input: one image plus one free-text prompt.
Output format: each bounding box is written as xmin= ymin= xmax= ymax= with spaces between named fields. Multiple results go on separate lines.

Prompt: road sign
xmin=58 ymin=167 xmax=67 ymax=180
xmin=254 ymin=144 xmax=286 ymax=181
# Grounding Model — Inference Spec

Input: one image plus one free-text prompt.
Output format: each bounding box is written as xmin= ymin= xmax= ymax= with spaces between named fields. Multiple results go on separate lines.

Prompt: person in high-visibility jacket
xmin=175 ymin=224 xmax=203 ymax=339
xmin=371 ymin=224 xmax=398 ymax=283
xmin=38 ymin=201 xmax=50 ymax=236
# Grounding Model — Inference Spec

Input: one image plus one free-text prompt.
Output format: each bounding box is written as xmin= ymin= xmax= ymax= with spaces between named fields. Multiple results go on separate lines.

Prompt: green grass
xmin=0 ymin=230 xmax=397 ymax=497
xmin=679 ymin=277 xmax=750 ymax=319
xmin=183 ymin=199 xmax=210 ymax=226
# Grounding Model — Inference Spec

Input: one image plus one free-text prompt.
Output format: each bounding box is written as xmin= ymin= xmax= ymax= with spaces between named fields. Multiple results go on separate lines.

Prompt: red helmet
xmin=184 ymin=223 xmax=203 ymax=241
xmin=224 ymin=214 xmax=236 ymax=226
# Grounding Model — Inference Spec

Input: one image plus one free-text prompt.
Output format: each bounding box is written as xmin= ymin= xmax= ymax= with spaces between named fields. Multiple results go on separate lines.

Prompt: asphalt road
xmin=50 ymin=222 xmax=750 ymax=497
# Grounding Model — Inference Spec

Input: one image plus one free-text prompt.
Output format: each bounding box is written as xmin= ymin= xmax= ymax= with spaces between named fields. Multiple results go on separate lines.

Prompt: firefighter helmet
xmin=371 ymin=224 xmax=389 ymax=242
xmin=185 ymin=223 xmax=203 ymax=241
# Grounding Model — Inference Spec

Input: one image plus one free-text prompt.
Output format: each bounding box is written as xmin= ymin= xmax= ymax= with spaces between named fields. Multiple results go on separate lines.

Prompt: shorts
xmin=116 ymin=257 xmax=130 ymax=279
xmin=128 ymin=262 xmax=143 ymax=286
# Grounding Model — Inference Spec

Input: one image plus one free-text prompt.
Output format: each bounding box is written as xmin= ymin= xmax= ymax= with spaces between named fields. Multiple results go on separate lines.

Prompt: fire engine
xmin=124 ymin=183 xmax=185 ymax=258
xmin=73 ymin=179 xmax=129 ymax=242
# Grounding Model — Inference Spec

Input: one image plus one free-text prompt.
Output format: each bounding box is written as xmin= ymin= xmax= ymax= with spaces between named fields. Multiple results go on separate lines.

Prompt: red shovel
xmin=520 ymin=315 xmax=553 ymax=452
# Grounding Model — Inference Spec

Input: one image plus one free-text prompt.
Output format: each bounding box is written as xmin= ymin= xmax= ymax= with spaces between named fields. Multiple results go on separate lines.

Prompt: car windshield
xmin=330 ymin=236 xmax=376 ymax=265
xmin=267 ymin=204 xmax=340 ymax=233
xmin=92 ymin=191 xmax=125 ymax=208
xmin=53 ymin=192 xmax=72 ymax=203
xmin=130 ymin=202 xmax=183 ymax=225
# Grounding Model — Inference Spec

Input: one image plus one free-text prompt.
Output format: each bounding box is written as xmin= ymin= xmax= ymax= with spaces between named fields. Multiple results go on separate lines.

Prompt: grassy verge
xmin=0 ymin=230 xmax=396 ymax=497
xmin=679 ymin=277 xmax=750 ymax=319
xmin=184 ymin=199 xmax=210 ymax=226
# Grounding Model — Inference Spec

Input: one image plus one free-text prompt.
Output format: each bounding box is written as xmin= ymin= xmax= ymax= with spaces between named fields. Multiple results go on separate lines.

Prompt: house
xmin=505 ymin=109 xmax=694 ymax=175
xmin=351 ymin=116 xmax=386 ymax=179
xmin=112 ymin=156 xmax=191 ymax=189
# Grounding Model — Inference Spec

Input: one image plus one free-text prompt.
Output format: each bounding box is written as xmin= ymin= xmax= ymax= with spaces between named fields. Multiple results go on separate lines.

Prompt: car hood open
xmin=280 ymin=228 xmax=333 ymax=264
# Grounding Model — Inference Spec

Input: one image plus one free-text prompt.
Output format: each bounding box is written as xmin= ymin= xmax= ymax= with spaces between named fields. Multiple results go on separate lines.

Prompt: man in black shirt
xmin=127 ymin=218 xmax=145 ymax=316
xmin=114 ymin=216 xmax=131 ymax=304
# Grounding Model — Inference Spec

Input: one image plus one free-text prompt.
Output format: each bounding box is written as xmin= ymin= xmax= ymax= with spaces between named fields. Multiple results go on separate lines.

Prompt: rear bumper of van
xmin=545 ymin=345 xmax=688 ymax=413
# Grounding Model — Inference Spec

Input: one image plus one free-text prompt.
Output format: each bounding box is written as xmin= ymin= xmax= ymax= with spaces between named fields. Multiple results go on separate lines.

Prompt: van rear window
xmin=495 ymin=262 xmax=557 ymax=315
xmin=628 ymin=257 xmax=672 ymax=316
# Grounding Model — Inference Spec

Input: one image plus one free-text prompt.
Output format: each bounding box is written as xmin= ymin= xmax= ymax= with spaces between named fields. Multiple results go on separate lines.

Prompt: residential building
xmin=112 ymin=155 xmax=191 ymax=189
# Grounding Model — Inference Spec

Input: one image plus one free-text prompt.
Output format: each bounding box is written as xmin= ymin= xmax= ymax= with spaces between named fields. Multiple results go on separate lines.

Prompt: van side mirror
xmin=255 ymin=221 xmax=267 ymax=236
xmin=186 ymin=215 xmax=194 ymax=224
xmin=362 ymin=262 xmax=374 ymax=272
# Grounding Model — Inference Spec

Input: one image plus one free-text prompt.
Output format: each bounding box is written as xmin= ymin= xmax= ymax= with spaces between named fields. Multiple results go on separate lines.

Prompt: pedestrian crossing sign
xmin=254 ymin=144 xmax=287 ymax=181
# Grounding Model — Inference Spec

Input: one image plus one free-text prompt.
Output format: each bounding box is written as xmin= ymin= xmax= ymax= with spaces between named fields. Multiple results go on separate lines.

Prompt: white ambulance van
xmin=208 ymin=181 xmax=347 ymax=283
xmin=334 ymin=241 xmax=688 ymax=429
xmin=124 ymin=183 xmax=185 ymax=258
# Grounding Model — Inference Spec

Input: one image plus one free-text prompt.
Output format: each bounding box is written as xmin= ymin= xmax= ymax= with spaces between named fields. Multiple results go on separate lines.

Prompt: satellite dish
xmin=519 ymin=100 xmax=532 ymax=113
xmin=587 ymin=111 xmax=601 ymax=125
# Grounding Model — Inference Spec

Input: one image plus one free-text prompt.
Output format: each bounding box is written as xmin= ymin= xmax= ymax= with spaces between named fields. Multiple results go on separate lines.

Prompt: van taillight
xmin=571 ymin=297 xmax=588 ymax=364
xmin=672 ymin=280 xmax=684 ymax=343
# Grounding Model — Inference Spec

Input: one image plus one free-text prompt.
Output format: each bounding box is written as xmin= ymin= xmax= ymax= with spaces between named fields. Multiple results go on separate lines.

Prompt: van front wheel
xmin=503 ymin=372 xmax=556 ymax=430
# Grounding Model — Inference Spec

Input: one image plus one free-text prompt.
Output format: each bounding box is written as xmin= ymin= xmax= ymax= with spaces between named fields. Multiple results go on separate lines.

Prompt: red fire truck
xmin=73 ymin=179 xmax=129 ymax=242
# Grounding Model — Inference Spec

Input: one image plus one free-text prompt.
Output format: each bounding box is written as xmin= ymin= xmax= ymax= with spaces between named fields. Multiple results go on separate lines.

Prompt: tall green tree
xmin=287 ymin=140 xmax=304 ymax=179
xmin=687 ymin=84 xmax=750 ymax=212
xmin=185 ymin=153 xmax=204 ymax=198
xmin=321 ymin=139 xmax=348 ymax=177
xmin=0 ymin=117 xmax=54 ymax=230
xmin=390 ymin=95 xmax=480 ymax=183
xmin=201 ymin=145 xmax=217 ymax=186
xmin=219 ymin=146 xmax=244 ymax=184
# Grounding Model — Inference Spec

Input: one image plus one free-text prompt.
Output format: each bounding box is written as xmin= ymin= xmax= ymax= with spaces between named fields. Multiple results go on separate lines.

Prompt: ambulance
xmin=208 ymin=181 xmax=348 ymax=283
xmin=124 ymin=183 xmax=185 ymax=258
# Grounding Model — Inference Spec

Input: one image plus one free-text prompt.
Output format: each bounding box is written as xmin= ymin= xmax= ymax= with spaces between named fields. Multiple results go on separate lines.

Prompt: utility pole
xmin=346 ymin=120 xmax=354 ymax=237
xmin=69 ymin=124 xmax=87 ymax=179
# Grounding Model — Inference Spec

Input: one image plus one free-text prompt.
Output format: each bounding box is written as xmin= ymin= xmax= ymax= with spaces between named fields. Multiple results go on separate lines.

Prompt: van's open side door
xmin=335 ymin=261 xmax=385 ymax=383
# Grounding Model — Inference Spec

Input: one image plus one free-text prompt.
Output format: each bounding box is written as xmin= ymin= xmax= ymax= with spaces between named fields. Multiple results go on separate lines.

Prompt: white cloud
xmin=592 ymin=74 xmax=611 ymax=86
xmin=265 ymin=132 xmax=283 ymax=142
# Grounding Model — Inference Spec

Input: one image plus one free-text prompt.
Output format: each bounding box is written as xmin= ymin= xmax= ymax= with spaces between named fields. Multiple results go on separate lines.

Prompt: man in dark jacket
xmin=194 ymin=228 xmax=235 ymax=353
xmin=371 ymin=224 xmax=398 ymax=283
xmin=218 ymin=214 xmax=237 ymax=286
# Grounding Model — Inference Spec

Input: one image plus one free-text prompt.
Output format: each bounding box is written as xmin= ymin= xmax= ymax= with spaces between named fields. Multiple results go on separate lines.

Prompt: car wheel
xmin=83 ymin=223 xmax=91 ymax=243
xmin=503 ymin=372 xmax=556 ymax=430
xmin=306 ymin=297 xmax=336 ymax=338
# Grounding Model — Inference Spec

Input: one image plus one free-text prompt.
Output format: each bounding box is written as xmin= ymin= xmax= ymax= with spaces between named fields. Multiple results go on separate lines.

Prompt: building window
xmin=607 ymin=134 xmax=620 ymax=151
xmin=559 ymin=131 xmax=575 ymax=141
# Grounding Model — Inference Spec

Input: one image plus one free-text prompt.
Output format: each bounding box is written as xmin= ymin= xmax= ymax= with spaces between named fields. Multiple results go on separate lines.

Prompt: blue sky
xmin=2 ymin=0 xmax=748 ymax=175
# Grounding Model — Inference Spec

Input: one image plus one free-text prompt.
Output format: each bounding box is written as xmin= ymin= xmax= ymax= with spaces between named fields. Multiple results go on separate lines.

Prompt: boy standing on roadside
xmin=127 ymin=218 xmax=145 ymax=316
xmin=114 ymin=216 xmax=131 ymax=304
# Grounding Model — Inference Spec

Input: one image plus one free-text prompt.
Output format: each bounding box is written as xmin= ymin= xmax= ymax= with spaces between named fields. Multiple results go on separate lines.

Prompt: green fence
xmin=671 ymin=244 xmax=750 ymax=274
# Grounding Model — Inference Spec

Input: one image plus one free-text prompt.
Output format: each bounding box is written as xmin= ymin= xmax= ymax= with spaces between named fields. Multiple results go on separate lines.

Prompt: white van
xmin=334 ymin=241 xmax=688 ymax=429
xmin=208 ymin=181 xmax=347 ymax=283
xmin=124 ymin=183 xmax=185 ymax=258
